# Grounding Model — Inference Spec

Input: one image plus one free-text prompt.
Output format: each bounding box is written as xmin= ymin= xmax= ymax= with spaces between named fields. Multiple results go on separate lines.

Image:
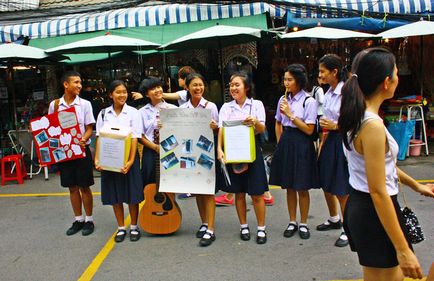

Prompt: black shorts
xmin=343 ymin=188 xmax=413 ymax=268
xmin=58 ymin=146 xmax=94 ymax=188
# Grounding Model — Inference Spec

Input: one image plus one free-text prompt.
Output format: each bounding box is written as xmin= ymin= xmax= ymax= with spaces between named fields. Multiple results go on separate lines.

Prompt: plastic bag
xmin=387 ymin=120 xmax=415 ymax=160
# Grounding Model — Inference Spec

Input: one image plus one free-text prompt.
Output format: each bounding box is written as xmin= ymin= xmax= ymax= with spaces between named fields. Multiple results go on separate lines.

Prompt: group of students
xmin=52 ymin=47 xmax=434 ymax=281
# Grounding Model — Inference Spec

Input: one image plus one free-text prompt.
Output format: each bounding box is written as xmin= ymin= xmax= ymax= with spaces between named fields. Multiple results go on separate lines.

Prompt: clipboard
xmin=222 ymin=120 xmax=256 ymax=163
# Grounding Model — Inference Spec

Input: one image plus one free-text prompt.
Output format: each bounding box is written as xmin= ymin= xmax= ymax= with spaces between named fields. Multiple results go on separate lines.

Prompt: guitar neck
xmin=154 ymin=129 xmax=160 ymax=191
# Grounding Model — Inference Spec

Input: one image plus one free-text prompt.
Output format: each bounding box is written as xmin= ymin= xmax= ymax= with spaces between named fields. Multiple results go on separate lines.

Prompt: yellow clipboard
xmin=222 ymin=120 xmax=256 ymax=163
xmin=98 ymin=125 xmax=132 ymax=172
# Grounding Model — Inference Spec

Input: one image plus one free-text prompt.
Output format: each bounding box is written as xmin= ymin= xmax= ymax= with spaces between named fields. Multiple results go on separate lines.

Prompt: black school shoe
xmin=256 ymin=230 xmax=267 ymax=244
xmin=334 ymin=232 xmax=349 ymax=247
xmin=130 ymin=229 xmax=141 ymax=242
xmin=240 ymin=227 xmax=251 ymax=241
xmin=82 ymin=221 xmax=95 ymax=236
xmin=283 ymin=223 xmax=298 ymax=238
xmin=66 ymin=221 xmax=84 ymax=236
xmin=298 ymin=225 xmax=311 ymax=240
xmin=196 ymin=224 xmax=208 ymax=238
xmin=114 ymin=229 xmax=127 ymax=243
xmin=199 ymin=232 xmax=216 ymax=247
xmin=316 ymin=220 xmax=342 ymax=231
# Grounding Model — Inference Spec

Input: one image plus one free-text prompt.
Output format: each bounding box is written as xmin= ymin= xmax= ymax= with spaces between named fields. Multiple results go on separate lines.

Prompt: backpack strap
xmin=302 ymin=96 xmax=314 ymax=108
xmin=100 ymin=108 xmax=106 ymax=123
xmin=53 ymin=99 xmax=60 ymax=113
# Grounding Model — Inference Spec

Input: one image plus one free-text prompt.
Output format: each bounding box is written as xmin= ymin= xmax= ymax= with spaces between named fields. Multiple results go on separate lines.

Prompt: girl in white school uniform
xmin=269 ymin=64 xmax=319 ymax=240
xmin=180 ymin=73 xmax=220 ymax=247
xmin=339 ymin=47 xmax=434 ymax=281
xmin=316 ymin=54 xmax=351 ymax=247
xmin=94 ymin=80 xmax=143 ymax=242
xmin=137 ymin=77 xmax=177 ymax=188
xmin=217 ymin=71 xmax=268 ymax=245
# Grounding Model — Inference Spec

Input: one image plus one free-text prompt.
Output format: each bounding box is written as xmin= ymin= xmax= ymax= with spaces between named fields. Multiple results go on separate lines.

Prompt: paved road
xmin=0 ymin=156 xmax=433 ymax=281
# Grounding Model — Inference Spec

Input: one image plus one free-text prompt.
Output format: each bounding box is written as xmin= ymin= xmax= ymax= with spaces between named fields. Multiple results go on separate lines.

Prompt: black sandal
xmin=196 ymin=224 xmax=208 ymax=238
xmin=256 ymin=230 xmax=267 ymax=244
xmin=199 ymin=231 xmax=216 ymax=247
xmin=114 ymin=229 xmax=126 ymax=243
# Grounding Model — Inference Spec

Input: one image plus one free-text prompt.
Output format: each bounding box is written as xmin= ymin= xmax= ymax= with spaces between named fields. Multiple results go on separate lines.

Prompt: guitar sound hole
xmin=154 ymin=193 xmax=165 ymax=203
xmin=162 ymin=196 xmax=173 ymax=211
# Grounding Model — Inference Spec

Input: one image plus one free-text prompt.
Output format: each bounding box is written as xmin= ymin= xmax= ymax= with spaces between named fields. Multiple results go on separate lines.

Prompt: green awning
xmin=30 ymin=13 xmax=268 ymax=49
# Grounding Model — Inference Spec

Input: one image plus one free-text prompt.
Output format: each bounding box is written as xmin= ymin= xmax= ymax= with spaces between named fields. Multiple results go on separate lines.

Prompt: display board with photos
xmin=30 ymin=107 xmax=85 ymax=165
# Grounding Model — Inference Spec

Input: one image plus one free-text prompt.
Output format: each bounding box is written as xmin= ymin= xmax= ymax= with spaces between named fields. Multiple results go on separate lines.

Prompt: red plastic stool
xmin=1 ymin=154 xmax=27 ymax=185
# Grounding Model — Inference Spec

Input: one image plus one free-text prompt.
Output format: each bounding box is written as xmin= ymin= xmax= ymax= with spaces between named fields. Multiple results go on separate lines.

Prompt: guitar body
xmin=139 ymin=183 xmax=182 ymax=235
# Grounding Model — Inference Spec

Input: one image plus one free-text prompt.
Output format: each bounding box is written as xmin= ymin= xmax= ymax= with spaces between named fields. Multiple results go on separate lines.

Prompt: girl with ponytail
xmin=339 ymin=47 xmax=434 ymax=281
xmin=316 ymin=54 xmax=350 ymax=247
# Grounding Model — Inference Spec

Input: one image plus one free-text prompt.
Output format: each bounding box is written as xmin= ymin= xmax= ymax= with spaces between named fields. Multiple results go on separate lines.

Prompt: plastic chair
xmin=1 ymin=154 xmax=27 ymax=185
xmin=399 ymin=104 xmax=429 ymax=156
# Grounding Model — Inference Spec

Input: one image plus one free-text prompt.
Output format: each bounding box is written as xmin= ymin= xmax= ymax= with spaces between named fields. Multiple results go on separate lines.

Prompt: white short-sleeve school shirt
xmin=48 ymin=96 xmax=95 ymax=145
xmin=95 ymin=104 xmax=142 ymax=138
xmin=218 ymin=98 xmax=265 ymax=128
xmin=139 ymin=101 xmax=177 ymax=143
xmin=177 ymin=90 xmax=188 ymax=106
xmin=179 ymin=97 xmax=219 ymax=122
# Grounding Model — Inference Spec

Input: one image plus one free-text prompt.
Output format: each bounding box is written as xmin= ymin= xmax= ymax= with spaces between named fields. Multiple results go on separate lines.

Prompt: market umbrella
xmin=46 ymin=34 xmax=160 ymax=78
xmin=279 ymin=26 xmax=380 ymax=39
xmin=160 ymin=25 xmax=264 ymax=101
xmin=379 ymin=20 xmax=434 ymax=96
xmin=0 ymin=43 xmax=68 ymax=129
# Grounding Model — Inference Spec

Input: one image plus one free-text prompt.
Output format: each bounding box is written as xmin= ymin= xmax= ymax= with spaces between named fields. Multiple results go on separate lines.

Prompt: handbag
xmin=397 ymin=171 xmax=425 ymax=244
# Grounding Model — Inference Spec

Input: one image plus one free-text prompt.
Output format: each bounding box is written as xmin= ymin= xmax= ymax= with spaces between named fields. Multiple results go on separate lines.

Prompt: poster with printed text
xmin=29 ymin=107 xmax=85 ymax=166
xmin=159 ymin=108 xmax=215 ymax=195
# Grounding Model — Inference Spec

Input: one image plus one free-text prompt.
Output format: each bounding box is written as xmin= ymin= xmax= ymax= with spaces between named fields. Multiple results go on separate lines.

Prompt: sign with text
xmin=30 ymin=107 xmax=85 ymax=165
xmin=159 ymin=108 xmax=215 ymax=195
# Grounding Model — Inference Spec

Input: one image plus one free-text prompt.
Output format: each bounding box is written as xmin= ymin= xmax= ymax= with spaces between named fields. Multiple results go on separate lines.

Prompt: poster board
xmin=29 ymin=107 xmax=85 ymax=165
xmin=98 ymin=125 xmax=132 ymax=172
xmin=159 ymin=108 xmax=215 ymax=195
xmin=222 ymin=120 xmax=256 ymax=163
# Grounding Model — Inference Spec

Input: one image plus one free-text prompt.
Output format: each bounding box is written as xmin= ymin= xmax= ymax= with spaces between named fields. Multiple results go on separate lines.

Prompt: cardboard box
xmin=98 ymin=125 xmax=132 ymax=172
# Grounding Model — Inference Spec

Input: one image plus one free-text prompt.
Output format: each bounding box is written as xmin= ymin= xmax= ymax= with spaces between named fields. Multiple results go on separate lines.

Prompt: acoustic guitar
xmin=139 ymin=129 xmax=182 ymax=234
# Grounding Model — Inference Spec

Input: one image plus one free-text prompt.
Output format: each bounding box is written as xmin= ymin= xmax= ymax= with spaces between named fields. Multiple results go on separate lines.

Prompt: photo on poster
xmin=180 ymin=156 xmax=196 ymax=169
xmin=182 ymin=139 xmax=193 ymax=154
xmin=197 ymin=153 xmax=214 ymax=170
xmin=53 ymin=148 xmax=67 ymax=162
xmin=35 ymin=130 xmax=49 ymax=145
xmin=161 ymin=135 xmax=179 ymax=152
xmin=161 ymin=152 xmax=179 ymax=170
xmin=39 ymin=147 xmax=51 ymax=163
xmin=49 ymin=138 xmax=59 ymax=148
xmin=196 ymin=135 xmax=213 ymax=152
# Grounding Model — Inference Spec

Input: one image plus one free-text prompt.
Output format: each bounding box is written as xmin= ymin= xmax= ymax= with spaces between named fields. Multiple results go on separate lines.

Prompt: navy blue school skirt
xmin=318 ymin=131 xmax=350 ymax=196
xmin=101 ymin=153 xmax=144 ymax=205
xmin=213 ymin=135 xmax=223 ymax=194
xmin=141 ymin=147 xmax=156 ymax=186
xmin=269 ymin=127 xmax=319 ymax=190
xmin=343 ymin=188 xmax=413 ymax=268
xmin=221 ymin=141 xmax=268 ymax=196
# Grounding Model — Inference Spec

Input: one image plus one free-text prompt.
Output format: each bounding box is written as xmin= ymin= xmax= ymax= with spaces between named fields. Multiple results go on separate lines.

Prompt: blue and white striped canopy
xmin=276 ymin=0 xmax=434 ymax=18
xmin=0 ymin=3 xmax=286 ymax=43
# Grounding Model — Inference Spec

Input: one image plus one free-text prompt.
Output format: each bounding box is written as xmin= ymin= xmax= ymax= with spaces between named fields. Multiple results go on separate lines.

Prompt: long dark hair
xmin=185 ymin=73 xmax=206 ymax=101
xmin=319 ymin=54 xmax=348 ymax=83
xmin=284 ymin=64 xmax=308 ymax=92
xmin=230 ymin=71 xmax=253 ymax=98
xmin=339 ymin=47 xmax=396 ymax=149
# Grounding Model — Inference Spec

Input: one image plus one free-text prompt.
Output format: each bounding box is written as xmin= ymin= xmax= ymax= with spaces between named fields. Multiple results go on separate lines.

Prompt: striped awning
xmin=275 ymin=0 xmax=434 ymax=18
xmin=0 ymin=2 xmax=287 ymax=43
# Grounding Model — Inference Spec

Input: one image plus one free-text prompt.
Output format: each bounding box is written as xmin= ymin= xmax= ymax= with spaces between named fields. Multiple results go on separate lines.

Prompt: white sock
xmin=257 ymin=226 xmax=266 ymax=237
xmin=329 ymin=215 xmax=340 ymax=223
xmin=339 ymin=232 xmax=348 ymax=241
xmin=287 ymin=221 xmax=297 ymax=230
xmin=240 ymin=224 xmax=249 ymax=234
xmin=202 ymin=229 xmax=214 ymax=239
xmin=75 ymin=216 xmax=84 ymax=222
xmin=299 ymin=223 xmax=308 ymax=232
xmin=117 ymin=226 xmax=126 ymax=235
xmin=130 ymin=224 xmax=138 ymax=230
xmin=85 ymin=216 xmax=93 ymax=222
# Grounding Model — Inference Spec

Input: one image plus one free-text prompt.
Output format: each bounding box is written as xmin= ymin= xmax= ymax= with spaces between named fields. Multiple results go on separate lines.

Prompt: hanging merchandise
xmin=398 ymin=38 xmax=411 ymax=75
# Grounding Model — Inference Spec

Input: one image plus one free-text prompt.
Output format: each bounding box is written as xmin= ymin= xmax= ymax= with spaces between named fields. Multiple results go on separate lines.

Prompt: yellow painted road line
xmin=0 ymin=192 xmax=101 ymax=198
xmin=77 ymin=201 xmax=144 ymax=281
